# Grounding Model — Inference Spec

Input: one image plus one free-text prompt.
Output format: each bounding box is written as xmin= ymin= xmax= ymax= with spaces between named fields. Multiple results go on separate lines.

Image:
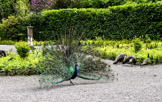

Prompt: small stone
xmin=153 ymin=75 xmax=157 ymax=77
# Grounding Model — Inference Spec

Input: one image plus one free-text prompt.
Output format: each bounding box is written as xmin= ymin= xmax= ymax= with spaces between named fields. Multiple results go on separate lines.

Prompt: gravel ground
xmin=0 ymin=45 xmax=17 ymax=53
xmin=0 ymin=45 xmax=42 ymax=53
xmin=0 ymin=45 xmax=162 ymax=102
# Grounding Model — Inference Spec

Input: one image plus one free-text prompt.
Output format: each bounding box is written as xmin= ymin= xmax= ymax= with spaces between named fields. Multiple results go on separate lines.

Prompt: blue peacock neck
xmin=71 ymin=64 xmax=78 ymax=79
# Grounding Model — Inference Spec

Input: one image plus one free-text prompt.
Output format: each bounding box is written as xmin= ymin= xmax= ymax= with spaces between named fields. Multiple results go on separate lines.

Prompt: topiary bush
xmin=15 ymin=41 xmax=30 ymax=59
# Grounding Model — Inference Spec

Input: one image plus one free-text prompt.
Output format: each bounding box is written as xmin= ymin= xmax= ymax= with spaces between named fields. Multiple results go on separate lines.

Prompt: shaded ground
xmin=0 ymin=45 xmax=162 ymax=102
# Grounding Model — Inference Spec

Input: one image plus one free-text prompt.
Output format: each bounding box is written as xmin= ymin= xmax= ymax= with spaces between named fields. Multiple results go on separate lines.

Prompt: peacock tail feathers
xmin=37 ymin=45 xmax=76 ymax=85
xmin=36 ymin=24 xmax=115 ymax=86
xmin=77 ymin=56 xmax=112 ymax=80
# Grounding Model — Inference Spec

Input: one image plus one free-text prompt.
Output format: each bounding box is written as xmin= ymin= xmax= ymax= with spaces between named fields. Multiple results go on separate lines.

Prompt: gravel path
xmin=0 ymin=45 xmax=162 ymax=102
xmin=0 ymin=60 xmax=162 ymax=102
xmin=0 ymin=45 xmax=17 ymax=52
xmin=0 ymin=45 xmax=42 ymax=53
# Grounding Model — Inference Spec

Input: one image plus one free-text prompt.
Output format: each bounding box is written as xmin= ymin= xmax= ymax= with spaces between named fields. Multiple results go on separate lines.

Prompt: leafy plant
xmin=0 ymin=51 xmax=42 ymax=75
xmin=82 ymin=38 xmax=162 ymax=64
xmin=0 ymin=0 xmax=17 ymax=19
xmin=134 ymin=42 xmax=142 ymax=53
xmin=0 ymin=16 xmax=26 ymax=40
xmin=15 ymin=0 xmax=30 ymax=16
xmin=15 ymin=41 xmax=30 ymax=59
xmin=133 ymin=38 xmax=142 ymax=53
xmin=0 ymin=40 xmax=16 ymax=45
xmin=143 ymin=35 xmax=152 ymax=43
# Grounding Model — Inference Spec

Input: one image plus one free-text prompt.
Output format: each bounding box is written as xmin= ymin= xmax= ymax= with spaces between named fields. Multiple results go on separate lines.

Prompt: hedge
xmin=0 ymin=2 xmax=161 ymax=40
xmin=0 ymin=0 xmax=159 ymax=20
xmin=36 ymin=0 xmax=161 ymax=9
xmin=41 ymin=2 xmax=162 ymax=40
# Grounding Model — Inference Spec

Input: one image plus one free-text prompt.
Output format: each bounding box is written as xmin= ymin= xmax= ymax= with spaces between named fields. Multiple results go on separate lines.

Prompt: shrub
xmin=1 ymin=2 xmax=162 ymax=40
xmin=0 ymin=51 xmax=42 ymax=75
xmin=133 ymin=40 xmax=142 ymax=53
xmin=146 ymin=43 xmax=158 ymax=49
xmin=82 ymin=39 xmax=162 ymax=64
xmin=0 ymin=13 xmax=47 ymax=41
xmin=15 ymin=0 xmax=31 ymax=17
xmin=21 ymin=13 xmax=47 ymax=41
xmin=49 ymin=0 xmax=161 ymax=9
xmin=143 ymin=35 xmax=152 ymax=43
xmin=133 ymin=38 xmax=142 ymax=53
xmin=42 ymin=2 xmax=162 ymax=40
xmin=0 ymin=16 xmax=26 ymax=40
xmin=0 ymin=0 xmax=16 ymax=19
xmin=0 ymin=40 xmax=16 ymax=45
xmin=15 ymin=41 xmax=30 ymax=59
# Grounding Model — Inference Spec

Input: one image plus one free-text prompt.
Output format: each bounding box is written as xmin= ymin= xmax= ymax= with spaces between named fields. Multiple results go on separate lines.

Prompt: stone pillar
xmin=27 ymin=26 xmax=33 ymax=46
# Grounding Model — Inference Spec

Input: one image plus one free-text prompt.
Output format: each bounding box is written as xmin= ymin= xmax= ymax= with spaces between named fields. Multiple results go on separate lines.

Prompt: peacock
xmin=122 ymin=56 xmax=136 ymax=65
xmin=36 ymin=25 xmax=115 ymax=86
xmin=113 ymin=53 xmax=127 ymax=64
xmin=141 ymin=54 xmax=151 ymax=65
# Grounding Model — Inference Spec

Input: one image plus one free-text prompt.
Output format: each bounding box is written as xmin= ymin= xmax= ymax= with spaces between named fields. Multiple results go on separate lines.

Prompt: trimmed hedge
xmin=43 ymin=0 xmax=161 ymax=9
xmin=0 ymin=2 xmax=161 ymax=40
xmin=41 ymin=2 xmax=162 ymax=40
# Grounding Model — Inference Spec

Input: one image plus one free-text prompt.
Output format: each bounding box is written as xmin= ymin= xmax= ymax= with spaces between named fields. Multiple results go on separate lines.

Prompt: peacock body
xmin=36 ymin=25 xmax=115 ymax=86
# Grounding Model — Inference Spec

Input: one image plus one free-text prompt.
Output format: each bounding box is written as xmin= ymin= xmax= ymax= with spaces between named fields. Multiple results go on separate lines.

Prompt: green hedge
xmin=50 ymin=0 xmax=160 ymax=9
xmin=0 ymin=2 xmax=161 ymax=40
xmin=42 ymin=2 xmax=162 ymax=40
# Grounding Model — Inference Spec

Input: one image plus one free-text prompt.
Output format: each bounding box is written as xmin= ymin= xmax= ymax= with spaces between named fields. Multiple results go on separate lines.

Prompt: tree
xmin=30 ymin=0 xmax=53 ymax=13
xmin=0 ymin=0 xmax=16 ymax=20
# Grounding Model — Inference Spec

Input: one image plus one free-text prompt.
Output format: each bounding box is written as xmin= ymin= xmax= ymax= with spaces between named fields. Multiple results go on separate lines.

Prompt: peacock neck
xmin=75 ymin=65 xmax=77 ymax=71
xmin=71 ymin=64 xmax=78 ymax=79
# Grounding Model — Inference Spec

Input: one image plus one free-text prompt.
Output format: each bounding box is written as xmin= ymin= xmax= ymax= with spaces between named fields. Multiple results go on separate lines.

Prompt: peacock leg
xmin=131 ymin=64 xmax=133 ymax=67
xmin=70 ymin=79 xmax=74 ymax=85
